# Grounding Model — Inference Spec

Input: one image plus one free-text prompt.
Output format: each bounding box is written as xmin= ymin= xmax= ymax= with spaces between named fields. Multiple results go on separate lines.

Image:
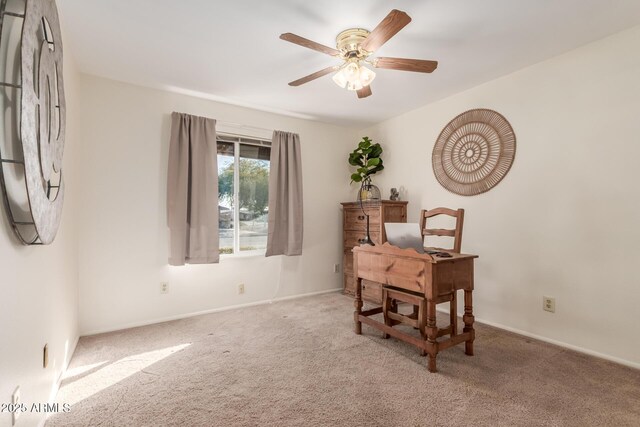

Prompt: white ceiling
xmin=56 ymin=0 xmax=640 ymax=127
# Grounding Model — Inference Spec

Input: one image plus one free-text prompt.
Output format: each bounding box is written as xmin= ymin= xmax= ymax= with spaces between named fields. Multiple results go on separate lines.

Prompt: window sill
xmin=220 ymin=250 xmax=266 ymax=259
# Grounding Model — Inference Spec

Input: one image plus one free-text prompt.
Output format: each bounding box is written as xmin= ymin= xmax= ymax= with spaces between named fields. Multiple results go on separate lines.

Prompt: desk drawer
xmin=344 ymin=275 xmax=382 ymax=304
xmin=344 ymin=208 xmax=380 ymax=231
xmin=354 ymin=251 xmax=427 ymax=294
xmin=362 ymin=280 xmax=382 ymax=304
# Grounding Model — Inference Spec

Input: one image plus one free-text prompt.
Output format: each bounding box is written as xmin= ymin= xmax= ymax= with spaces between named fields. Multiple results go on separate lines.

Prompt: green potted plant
xmin=348 ymin=136 xmax=384 ymax=201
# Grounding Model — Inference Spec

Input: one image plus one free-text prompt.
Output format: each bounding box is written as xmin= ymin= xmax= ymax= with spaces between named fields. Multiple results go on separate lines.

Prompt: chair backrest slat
xmin=420 ymin=207 xmax=464 ymax=253
xmin=423 ymin=229 xmax=456 ymax=237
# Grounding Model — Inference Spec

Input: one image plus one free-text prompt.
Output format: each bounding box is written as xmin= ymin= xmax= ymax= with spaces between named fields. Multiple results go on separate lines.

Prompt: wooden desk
xmin=352 ymin=243 xmax=478 ymax=372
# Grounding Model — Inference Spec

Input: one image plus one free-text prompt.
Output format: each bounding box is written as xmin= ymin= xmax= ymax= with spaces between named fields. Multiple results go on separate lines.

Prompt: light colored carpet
xmin=47 ymin=293 xmax=640 ymax=427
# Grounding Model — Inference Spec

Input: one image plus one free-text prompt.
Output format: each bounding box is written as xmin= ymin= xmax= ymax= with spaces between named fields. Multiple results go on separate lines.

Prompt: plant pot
xmin=357 ymin=182 xmax=381 ymax=202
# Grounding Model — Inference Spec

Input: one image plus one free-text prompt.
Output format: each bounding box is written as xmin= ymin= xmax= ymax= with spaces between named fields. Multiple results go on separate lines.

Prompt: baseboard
xmin=81 ymin=288 xmax=343 ymax=336
xmin=38 ymin=334 xmax=80 ymax=427
xmin=435 ymin=307 xmax=640 ymax=370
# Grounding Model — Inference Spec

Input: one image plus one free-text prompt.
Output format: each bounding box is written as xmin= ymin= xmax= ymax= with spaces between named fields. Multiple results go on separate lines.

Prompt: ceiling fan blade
xmin=280 ymin=33 xmax=340 ymax=56
xmin=288 ymin=66 xmax=338 ymax=86
xmin=356 ymin=86 xmax=372 ymax=99
xmin=374 ymin=57 xmax=438 ymax=73
xmin=360 ymin=9 xmax=411 ymax=52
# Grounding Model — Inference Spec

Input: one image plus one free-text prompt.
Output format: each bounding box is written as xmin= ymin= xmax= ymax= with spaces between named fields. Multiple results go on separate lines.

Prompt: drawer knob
xmin=357 ymin=215 xmax=365 ymax=220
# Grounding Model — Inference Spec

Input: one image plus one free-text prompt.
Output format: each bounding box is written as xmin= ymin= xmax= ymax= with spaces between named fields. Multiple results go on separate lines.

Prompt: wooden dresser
xmin=341 ymin=200 xmax=408 ymax=304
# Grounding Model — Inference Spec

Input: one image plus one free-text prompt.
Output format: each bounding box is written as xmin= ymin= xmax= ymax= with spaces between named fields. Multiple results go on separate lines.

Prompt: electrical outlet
xmin=160 ymin=282 xmax=169 ymax=294
xmin=12 ymin=386 xmax=20 ymax=425
xmin=238 ymin=283 xmax=245 ymax=294
xmin=543 ymin=296 xmax=556 ymax=313
xmin=333 ymin=263 xmax=340 ymax=273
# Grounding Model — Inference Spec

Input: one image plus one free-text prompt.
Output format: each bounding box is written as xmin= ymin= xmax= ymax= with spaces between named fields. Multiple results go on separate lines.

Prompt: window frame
xmin=217 ymin=133 xmax=271 ymax=257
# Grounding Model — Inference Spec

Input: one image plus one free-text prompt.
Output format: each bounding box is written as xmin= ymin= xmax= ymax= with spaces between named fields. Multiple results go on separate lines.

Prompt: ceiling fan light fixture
xmin=332 ymin=62 xmax=360 ymax=90
xmin=344 ymin=61 xmax=360 ymax=80
xmin=332 ymin=67 xmax=349 ymax=89
xmin=359 ymin=65 xmax=376 ymax=87
xmin=332 ymin=61 xmax=375 ymax=91
xmin=345 ymin=80 xmax=363 ymax=91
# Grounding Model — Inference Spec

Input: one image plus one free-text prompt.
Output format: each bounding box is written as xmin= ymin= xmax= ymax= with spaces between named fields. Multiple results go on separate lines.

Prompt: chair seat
xmin=381 ymin=285 xmax=457 ymax=354
xmin=383 ymin=285 xmax=454 ymax=304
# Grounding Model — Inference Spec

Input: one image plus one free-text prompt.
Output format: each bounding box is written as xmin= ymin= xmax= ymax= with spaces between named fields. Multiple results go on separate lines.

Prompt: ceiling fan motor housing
xmin=336 ymin=28 xmax=371 ymax=59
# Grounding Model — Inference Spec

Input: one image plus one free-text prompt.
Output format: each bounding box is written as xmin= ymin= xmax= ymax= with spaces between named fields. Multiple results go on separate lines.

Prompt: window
xmin=217 ymin=134 xmax=271 ymax=254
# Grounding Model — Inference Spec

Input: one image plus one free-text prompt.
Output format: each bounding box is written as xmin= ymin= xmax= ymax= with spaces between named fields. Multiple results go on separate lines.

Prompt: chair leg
xmin=409 ymin=303 xmax=419 ymax=329
xmin=411 ymin=304 xmax=419 ymax=318
xmin=391 ymin=299 xmax=398 ymax=314
xmin=450 ymin=291 xmax=458 ymax=337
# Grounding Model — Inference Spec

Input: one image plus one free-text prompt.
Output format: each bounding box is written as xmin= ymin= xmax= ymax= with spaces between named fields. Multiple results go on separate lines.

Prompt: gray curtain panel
xmin=167 ymin=112 xmax=219 ymax=265
xmin=265 ymin=130 xmax=303 ymax=256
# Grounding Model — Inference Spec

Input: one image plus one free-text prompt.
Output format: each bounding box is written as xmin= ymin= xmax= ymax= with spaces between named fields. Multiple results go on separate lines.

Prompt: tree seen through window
xmin=217 ymin=137 xmax=270 ymax=254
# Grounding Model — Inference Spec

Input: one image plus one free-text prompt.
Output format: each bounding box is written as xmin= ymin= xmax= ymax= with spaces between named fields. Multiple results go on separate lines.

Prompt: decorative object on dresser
xmin=389 ymin=188 xmax=399 ymax=200
xmin=341 ymin=200 xmax=407 ymax=304
xmin=433 ymin=109 xmax=516 ymax=196
xmin=348 ymin=136 xmax=383 ymax=202
xmin=0 ymin=0 xmax=67 ymax=245
xmin=348 ymin=136 xmax=384 ymax=247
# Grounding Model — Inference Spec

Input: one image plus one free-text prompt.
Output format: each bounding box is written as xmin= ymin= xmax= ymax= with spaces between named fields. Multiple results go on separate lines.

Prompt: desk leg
xmin=463 ymin=289 xmax=475 ymax=356
xmin=426 ymin=299 xmax=438 ymax=372
xmin=418 ymin=298 xmax=427 ymax=357
xmin=354 ymin=277 xmax=363 ymax=335
xmin=382 ymin=287 xmax=390 ymax=339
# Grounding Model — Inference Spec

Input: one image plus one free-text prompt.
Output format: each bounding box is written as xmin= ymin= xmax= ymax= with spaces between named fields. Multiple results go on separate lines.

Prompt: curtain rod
xmin=172 ymin=113 xmax=274 ymax=136
xmin=217 ymin=120 xmax=274 ymax=138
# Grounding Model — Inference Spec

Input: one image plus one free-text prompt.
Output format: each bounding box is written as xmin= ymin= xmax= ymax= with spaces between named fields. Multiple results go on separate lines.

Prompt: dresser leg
xmin=463 ymin=289 xmax=475 ymax=356
xmin=354 ymin=278 xmax=363 ymax=335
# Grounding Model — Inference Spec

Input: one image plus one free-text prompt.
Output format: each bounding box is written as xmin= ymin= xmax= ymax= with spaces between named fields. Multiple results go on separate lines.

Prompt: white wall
xmin=360 ymin=26 xmax=640 ymax=366
xmin=0 ymin=16 xmax=81 ymax=427
xmin=76 ymin=75 xmax=356 ymax=335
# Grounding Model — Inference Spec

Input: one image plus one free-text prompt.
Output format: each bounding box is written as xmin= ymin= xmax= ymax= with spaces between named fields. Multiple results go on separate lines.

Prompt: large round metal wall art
xmin=0 ymin=0 xmax=66 ymax=244
xmin=432 ymin=109 xmax=515 ymax=196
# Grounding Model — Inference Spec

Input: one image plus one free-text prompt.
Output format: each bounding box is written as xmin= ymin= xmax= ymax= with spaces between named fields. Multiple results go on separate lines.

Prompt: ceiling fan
xmin=280 ymin=9 xmax=438 ymax=99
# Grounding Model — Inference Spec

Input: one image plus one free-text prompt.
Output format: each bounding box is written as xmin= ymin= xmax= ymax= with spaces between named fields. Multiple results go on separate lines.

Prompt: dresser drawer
xmin=343 ymin=273 xmax=355 ymax=295
xmin=344 ymin=208 xmax=381 ymax=231
xmin=344 ymin=231 xmax=381 ymax=249
xmin=343 ymin=252 xmax=354 ymax=275
xmin=383 ymin=205 xmax=407 ymax=223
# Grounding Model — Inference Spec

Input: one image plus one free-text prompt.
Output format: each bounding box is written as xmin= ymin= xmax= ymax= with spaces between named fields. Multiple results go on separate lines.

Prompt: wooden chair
xmin=381 ymin=207 xmax=464 ymax=354
xmin=420 ymin=207 xmax=464 ymax=254
xmin=419 ymin=207 xmax=465 ymax=337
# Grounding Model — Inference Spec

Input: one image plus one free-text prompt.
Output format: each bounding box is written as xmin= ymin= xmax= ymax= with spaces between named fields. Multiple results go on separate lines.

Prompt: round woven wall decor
xmin=432 ymin=109 xmax=515 ymax=196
